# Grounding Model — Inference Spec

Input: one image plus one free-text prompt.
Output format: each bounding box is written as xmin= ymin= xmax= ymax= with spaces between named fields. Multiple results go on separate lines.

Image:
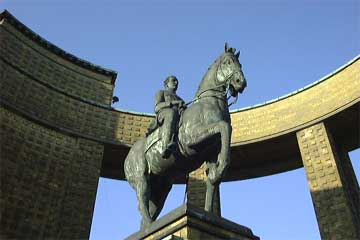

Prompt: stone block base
xmin=126 ymin=204 xmax=259 ymax=240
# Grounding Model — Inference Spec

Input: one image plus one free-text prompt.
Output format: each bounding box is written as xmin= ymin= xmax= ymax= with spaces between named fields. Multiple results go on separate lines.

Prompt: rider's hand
xmin=180 ymin=101 xmax=186 ymax=108
xmin=171 ymin=100 xmax=180 ymax=107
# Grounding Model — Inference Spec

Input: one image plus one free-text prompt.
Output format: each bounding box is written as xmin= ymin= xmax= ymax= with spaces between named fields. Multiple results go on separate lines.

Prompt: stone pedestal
xmin=126 ymin=204 xmax=259 ymax=240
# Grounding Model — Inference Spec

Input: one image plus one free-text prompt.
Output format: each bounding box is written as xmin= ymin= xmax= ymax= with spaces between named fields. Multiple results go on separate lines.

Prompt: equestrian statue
xmin=124 ymin=43 xmax=247 ymax=229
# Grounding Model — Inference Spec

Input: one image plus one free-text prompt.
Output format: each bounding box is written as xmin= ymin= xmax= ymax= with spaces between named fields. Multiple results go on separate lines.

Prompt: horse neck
xmin=195 ymin=61 xmax=226 ymax=99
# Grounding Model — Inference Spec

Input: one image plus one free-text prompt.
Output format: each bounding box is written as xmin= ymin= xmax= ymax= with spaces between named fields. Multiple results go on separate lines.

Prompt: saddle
xmin=144 ymin=111 xmax=184 ymax=154
xmin=145 ymin=127 xmax=161 ymax=153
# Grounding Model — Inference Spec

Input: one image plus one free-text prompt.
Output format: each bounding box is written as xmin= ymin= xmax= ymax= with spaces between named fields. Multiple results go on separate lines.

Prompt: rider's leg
xmin=160 ymin=109 xmax=179 ymax=157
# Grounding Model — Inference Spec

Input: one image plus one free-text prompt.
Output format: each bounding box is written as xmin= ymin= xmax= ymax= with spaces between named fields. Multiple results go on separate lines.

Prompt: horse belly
xmin=146 ymin=146 xmax=176 ymax=175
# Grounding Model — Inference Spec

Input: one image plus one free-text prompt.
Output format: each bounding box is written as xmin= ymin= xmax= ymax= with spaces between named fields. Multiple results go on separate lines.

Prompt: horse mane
xmin=194 ymin=52 xmax=230 ymax=99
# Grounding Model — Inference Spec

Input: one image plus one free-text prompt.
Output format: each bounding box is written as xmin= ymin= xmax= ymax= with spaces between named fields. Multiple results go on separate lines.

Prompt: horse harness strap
xmin=185 ymin=73 xmax=234 ymax=106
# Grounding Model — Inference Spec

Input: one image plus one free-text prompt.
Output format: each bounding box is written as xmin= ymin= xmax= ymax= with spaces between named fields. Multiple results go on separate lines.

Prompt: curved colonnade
xmin=1 ymin=11 xmax=359 ymax=183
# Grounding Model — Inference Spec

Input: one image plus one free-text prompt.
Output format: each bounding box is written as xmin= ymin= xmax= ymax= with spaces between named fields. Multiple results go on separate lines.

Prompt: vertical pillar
xmin=338 ymin=149 xmax=360 ymax=223
xmin=187 ymin=163 xmax=221 ymax=216
xmin=296 ymin=122 xmax=359 ymax=239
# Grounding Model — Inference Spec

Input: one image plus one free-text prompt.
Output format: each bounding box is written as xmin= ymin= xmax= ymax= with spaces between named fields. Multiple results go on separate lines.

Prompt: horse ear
xmin=225 ymin=42 xmax=229 ymax=52
xmin=235 ymin=51 xmax=240 ymax=59
xmin=231 ymin=48 xmax=236 ymax=54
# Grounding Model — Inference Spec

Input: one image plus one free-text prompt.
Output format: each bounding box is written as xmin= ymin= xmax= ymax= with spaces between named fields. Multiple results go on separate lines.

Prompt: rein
xmin=185 ymin=72 xmax=236 ymax=107
xmin=227 ymin=93 xmax=238 ymax=107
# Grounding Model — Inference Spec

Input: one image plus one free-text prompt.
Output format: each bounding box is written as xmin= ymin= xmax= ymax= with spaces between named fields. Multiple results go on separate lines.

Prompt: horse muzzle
xmin=238 ymin=78 xmax=247 ymax=93
xmin=230 ymin=78 xmax=246 ymax=96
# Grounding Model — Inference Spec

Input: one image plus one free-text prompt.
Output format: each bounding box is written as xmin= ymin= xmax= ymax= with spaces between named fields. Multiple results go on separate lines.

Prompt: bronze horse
xmin=124 ymin=43 xmax=247 ymax=228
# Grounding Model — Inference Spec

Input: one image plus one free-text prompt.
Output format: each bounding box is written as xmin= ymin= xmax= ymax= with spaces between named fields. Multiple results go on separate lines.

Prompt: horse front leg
xmin=205 ymin=176 xmax=220 ymax=212
xmin=206 ymin=121 xmax=232 ymax=185
xmin=206 ymin=121 xmax=231 ymax=212
xmin=186 ymin=121 xmax=232 ymax=212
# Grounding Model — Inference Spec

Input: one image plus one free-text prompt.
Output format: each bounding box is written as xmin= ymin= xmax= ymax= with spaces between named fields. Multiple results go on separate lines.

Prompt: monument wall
xmin=0 ymin=11 xmax=116 ymax=239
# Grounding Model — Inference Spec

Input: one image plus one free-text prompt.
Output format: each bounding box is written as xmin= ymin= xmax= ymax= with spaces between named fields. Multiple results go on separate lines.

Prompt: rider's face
xmin=167 ymin=78 xmax=178 ymax=91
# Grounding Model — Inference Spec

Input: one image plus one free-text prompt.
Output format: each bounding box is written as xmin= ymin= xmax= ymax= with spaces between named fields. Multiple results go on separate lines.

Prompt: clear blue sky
xmin=3 ymin=1 xmax=359 ymax=239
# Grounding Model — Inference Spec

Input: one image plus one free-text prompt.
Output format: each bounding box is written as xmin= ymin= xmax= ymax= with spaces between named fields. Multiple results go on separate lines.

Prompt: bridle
xmin=186 ymin=59 xmax=241 ymax=107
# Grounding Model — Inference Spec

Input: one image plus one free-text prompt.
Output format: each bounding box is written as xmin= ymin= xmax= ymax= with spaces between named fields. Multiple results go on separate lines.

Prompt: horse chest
xmin=202 ymin=100 xmax=230 ymax=123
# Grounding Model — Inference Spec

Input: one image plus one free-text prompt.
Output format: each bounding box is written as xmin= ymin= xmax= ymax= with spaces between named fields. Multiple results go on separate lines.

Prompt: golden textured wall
xmin=0 ymin=11 xmax=116 ymax=239
xmin=1 ymin=107 xmax=104 ymax=239
xmin=3 ymin=53 xmax=358 ymax=148
xmin=104 ymin=57 xmax=360 ymax=147
xmin=230 ymin=59 xmax=360 ymax=144
xmin=2 ymin=9 xmax=359 ymax=148
xmin=1 ymin=57 xmax=152 ymax=144
xmin=109 ymin=57 xmax=360 ymax=147
xmin=0 ymin=14 xmax=115 ymax=105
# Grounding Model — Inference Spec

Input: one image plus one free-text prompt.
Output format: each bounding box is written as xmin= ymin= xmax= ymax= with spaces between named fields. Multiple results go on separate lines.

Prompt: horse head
xmin=216 ymin=43 xmax=247 ymax=98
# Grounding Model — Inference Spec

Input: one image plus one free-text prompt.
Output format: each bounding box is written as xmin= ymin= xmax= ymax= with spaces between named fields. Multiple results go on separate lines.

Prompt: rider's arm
xmin=175 ymin=96 xmax=186 ymax=109
xmin=154 ymin=91 xmax=171 ymax=113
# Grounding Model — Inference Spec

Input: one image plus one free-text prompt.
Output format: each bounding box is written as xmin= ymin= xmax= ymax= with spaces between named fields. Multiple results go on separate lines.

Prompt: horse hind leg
xmin=134 ymin=175 xmax=153 ymax=229
xmin=125 ymin=139 xmax=153 ymax=229
xmin=148 ymin=177 xmax=172 ymax=221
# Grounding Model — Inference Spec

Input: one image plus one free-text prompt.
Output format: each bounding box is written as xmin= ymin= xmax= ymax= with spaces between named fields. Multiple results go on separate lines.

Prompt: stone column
xmin=296 ymin=122 xmax=360 ymax=239
xmin=186 ymin=163 xmax=221 ymax=216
